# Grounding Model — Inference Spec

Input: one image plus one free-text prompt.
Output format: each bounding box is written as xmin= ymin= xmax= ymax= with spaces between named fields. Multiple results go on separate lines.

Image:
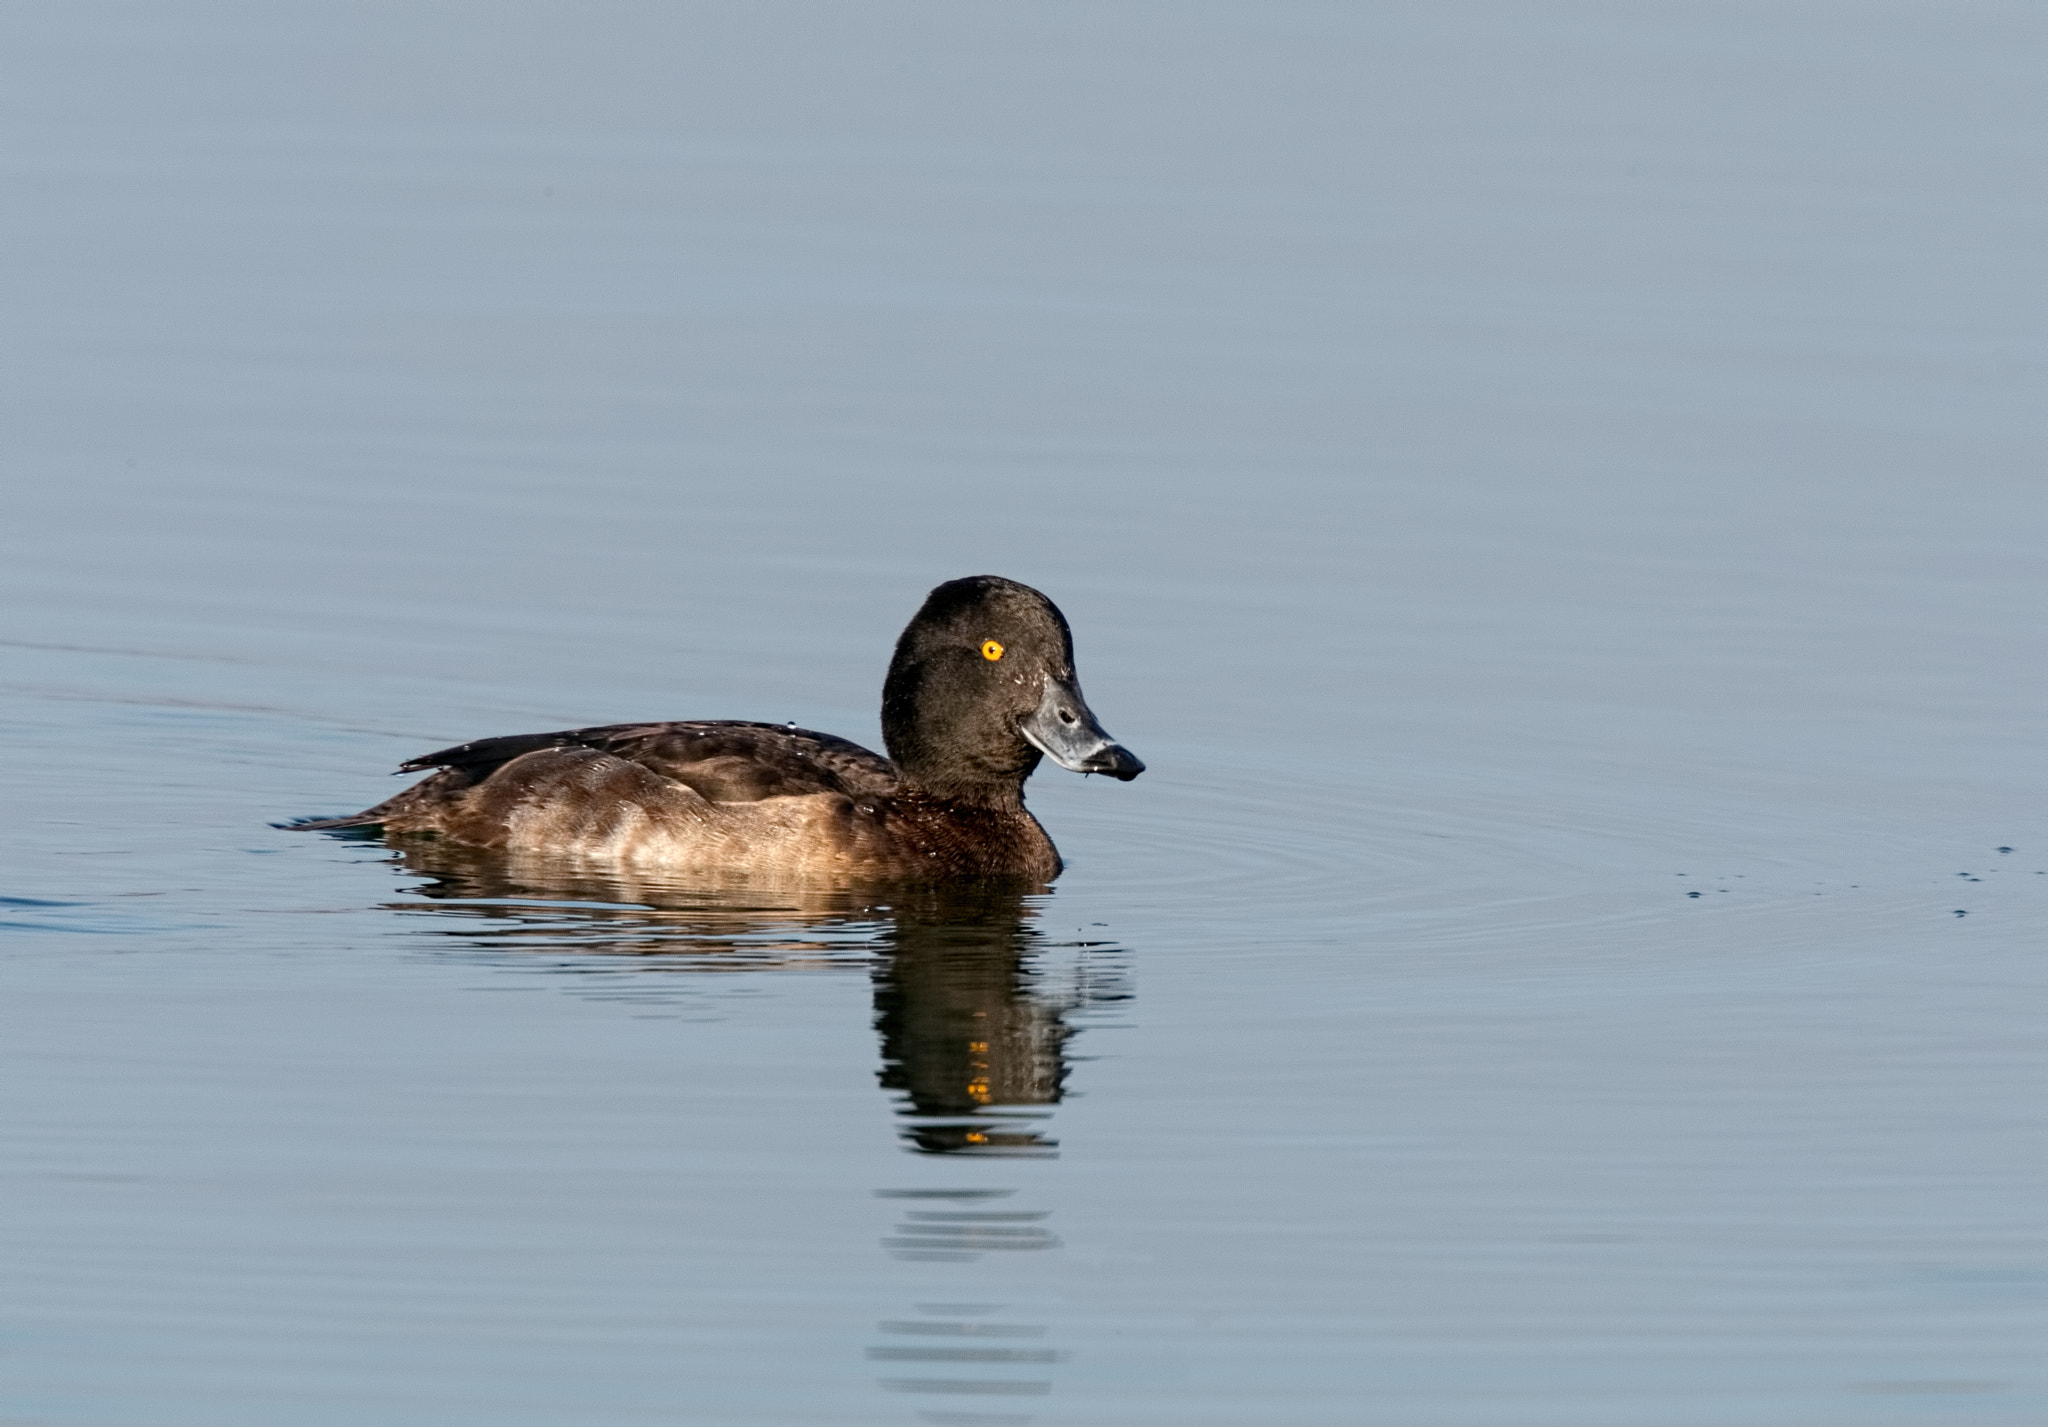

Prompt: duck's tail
xmin=277 ymin=733 xmax=578 ymax=836
xmin=275 ymin=813 xmax=386 ymax=832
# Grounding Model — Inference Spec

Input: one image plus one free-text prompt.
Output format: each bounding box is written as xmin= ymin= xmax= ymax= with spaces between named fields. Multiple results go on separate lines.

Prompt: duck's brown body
xmin=344 ymin=720 xmax=1062 ymax=879
xmin=289 ymin=577 xmax=1142 ymax=881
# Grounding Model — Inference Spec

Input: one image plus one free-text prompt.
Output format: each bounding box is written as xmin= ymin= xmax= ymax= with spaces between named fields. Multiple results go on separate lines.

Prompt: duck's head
xmin=882 ymin=575 xmax=1144 ymax=802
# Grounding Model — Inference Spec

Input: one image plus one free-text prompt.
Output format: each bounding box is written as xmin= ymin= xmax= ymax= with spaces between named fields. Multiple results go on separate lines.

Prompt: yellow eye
xmin=981 ymin=639 xmax=1004 ymax=661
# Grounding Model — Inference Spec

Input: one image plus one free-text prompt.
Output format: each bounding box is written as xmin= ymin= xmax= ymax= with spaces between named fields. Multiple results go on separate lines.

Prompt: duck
xmin=288 ymin=575 xmax=1143 ymax=880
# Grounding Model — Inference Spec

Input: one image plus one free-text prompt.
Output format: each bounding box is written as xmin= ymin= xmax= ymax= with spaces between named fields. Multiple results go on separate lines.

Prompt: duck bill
xmin=1018 ymin=676 xmax=1145 ymax=781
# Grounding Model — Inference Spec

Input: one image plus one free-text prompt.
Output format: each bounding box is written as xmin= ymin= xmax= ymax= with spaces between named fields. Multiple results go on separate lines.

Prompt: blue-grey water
xmin=4 ymin=4 xmax=2045 ymax=1423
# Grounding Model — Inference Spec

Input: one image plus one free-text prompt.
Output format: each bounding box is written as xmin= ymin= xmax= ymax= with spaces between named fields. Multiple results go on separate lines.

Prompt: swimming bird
xmin=288 ymin=576 xmax=1142 ymax=880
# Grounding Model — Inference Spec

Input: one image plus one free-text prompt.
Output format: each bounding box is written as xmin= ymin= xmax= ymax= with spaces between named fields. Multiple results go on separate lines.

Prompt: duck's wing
xmin=401 ymin=719 xmax=900 ymax=803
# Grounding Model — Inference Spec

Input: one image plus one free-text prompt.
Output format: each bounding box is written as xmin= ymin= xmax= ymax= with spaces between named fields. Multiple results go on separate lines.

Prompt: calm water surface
xmin=4 ymin=4 xmax=2046 ymax=1423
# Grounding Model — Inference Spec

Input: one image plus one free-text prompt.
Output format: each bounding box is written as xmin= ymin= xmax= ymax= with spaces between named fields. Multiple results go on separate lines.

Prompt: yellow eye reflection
xmin=981 ymin=640 xmax=1005 ymax=661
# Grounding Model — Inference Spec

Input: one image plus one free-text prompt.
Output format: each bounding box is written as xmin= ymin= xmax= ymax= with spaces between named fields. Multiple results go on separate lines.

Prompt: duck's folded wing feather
xmin=401 ymin=720 xmax=899 ymax=803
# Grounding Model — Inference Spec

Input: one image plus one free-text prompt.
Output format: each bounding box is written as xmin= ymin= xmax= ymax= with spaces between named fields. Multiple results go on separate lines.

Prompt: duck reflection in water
xmin=871 ymin=887 xmax=1081 ymax=1157
xmin=376 ymin=838 xmax=1127 ymax=1157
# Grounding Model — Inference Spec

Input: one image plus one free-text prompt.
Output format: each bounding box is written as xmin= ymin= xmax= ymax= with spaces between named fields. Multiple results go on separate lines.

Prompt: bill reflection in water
xmin=369 ymin=839 xmax=1128 ymax=1157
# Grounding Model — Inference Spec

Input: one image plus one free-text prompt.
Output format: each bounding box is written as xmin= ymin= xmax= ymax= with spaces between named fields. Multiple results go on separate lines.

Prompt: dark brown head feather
xmin=882 ymin=576 xmax=1076 ymax=804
